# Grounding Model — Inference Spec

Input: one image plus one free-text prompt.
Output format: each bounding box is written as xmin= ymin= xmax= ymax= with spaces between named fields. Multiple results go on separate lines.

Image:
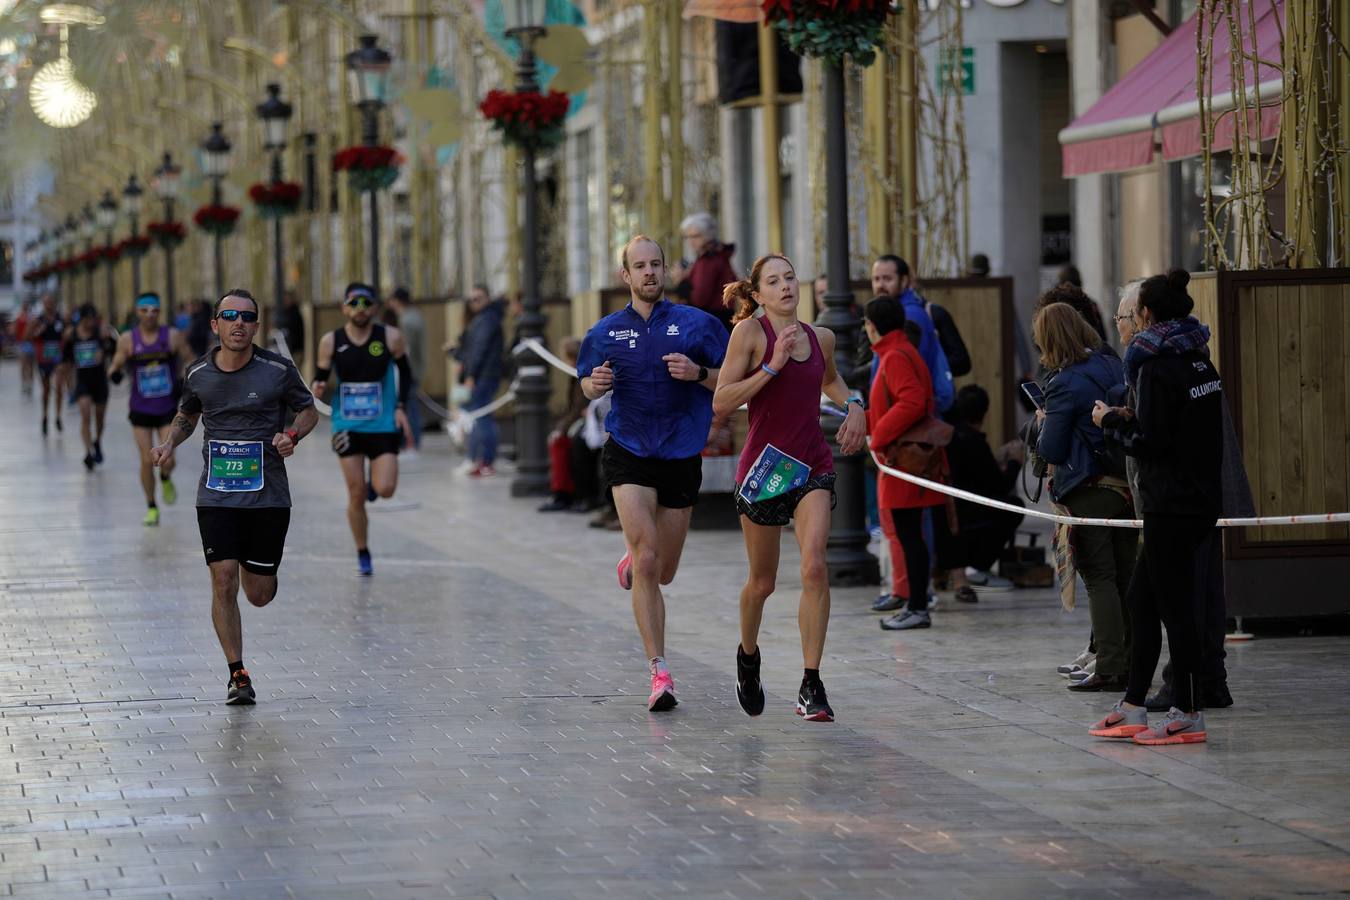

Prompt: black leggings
xmin=1125 ymin=515 xmax=1217 ymax=713
xmin=891 ymin=508 xmax=931 ymax=614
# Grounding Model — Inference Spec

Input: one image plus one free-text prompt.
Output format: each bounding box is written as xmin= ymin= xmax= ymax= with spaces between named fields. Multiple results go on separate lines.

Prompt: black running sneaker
xmin=227 ymin=670 xmax=256 ymax=706
xmin=92 ymin=441 xmax=103 ymax=464
xmin=795 ymin=678 xmax=834 ymax=722
xmin=736 ymin=645 xmax=765 ymax=717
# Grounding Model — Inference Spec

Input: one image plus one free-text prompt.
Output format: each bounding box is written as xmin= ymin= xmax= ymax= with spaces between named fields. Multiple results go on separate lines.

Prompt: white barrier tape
xmin=514 ymin=337 xmax=577 ymax=377
xmin=416 ymin=388 xmax=455 ymax=423
xmin=457 ymin=380 xmax=520 ymax=422
xmin=273 ymin=334 xmax=333 ymax=417
xmin=869 ymin=449 xmax=1350 ymax=529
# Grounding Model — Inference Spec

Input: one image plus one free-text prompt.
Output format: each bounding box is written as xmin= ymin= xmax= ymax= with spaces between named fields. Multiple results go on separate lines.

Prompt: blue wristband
xmin=761 ymin=363 xmax=779 ymax=377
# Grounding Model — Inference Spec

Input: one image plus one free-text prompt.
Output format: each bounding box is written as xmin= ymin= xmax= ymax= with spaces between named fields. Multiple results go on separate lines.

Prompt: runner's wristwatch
xmin=697 ymin=365 xmax=709 ymax=383
xmin=286 ymin=428 xmax=300 ymax=445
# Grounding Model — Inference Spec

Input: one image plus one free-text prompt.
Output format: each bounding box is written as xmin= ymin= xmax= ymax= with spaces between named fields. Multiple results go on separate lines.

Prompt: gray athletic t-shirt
xmin=179 ymin=345 xmax=314 ymax=508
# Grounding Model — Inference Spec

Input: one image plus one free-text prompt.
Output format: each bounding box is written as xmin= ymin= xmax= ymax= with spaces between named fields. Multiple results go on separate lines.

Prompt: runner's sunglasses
xmin=216 ymin=309 xmax=259 ymax=323
xmin=345 ymin=296 xmax=374 ymax=309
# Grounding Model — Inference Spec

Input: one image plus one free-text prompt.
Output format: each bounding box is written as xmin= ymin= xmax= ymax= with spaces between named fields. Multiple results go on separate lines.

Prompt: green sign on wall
xmin=938 ymin=47 xmax=975 ymax=96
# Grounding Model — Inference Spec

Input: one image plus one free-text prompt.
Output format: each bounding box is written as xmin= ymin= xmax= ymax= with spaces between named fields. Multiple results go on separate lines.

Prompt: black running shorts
xmin=129 ymin=410 xmax=176 ymax=429
xmin=197 ymin=507 xmax=292 ymax=575
xmin=735 ymin=473 xmax=837 ymax=528
xmin=332 ymin=430 xmax=400 ymax=459
xmin=602 ymin=439 xmax=703 ymax=509
xmin=73 ymin=372 xmax=109 ymax=405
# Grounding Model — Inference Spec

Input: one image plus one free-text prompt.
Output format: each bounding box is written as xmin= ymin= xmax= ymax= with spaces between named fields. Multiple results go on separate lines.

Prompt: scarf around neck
xmin=1124 ymin=315 xmax=1210 ymax=384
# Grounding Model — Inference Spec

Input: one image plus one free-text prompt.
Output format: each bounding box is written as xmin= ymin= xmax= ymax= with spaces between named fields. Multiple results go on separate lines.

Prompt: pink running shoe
xmin=648 ymin=670 xmax=677 ymax=711
xmin=617 ymin=551 xmax=633 ymax=590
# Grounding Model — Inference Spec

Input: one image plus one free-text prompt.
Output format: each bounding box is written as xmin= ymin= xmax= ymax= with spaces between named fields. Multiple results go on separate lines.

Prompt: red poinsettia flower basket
xmin=120 ymin=235 xmax=152 ymax=259
xmin=147 ymin=221 xmax=187 ymax=250
xmin=332 ymin=146 xmax=403 ymax=193
xmin=248 ymin=181 xmax=304 ymax=219
xmin=479 ymin=89 xmax=570 ymax=152
xmin=193 ymin=205 xmax=241 ymax=237
xmin=79 ymin=250 xmax=101 ymax=273
xmin=97 ymin=243 xmax=122 ymax=265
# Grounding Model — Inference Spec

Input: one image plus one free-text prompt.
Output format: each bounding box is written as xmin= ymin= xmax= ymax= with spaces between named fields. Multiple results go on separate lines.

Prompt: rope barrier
xmin=514 ymin=337 xmax=577 ymax=377
xmin=273 ymin=334 xmax=332 ymax=417
xmin=869 ymin=449 xmax=1350 ymax=529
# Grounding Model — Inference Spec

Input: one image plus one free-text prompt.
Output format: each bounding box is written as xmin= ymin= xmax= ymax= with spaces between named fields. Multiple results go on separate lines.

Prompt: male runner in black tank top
xmin=310 ymin=283 xmax=415 ymax=576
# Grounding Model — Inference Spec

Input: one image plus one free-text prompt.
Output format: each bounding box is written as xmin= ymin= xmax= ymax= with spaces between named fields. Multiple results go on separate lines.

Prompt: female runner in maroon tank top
xmin=713 ymin=254 xmax=867 ymax=722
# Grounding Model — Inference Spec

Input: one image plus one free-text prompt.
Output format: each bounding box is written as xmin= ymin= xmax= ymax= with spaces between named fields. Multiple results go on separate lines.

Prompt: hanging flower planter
xmin=248 ymin=181 xmax=304 ymax=219
xmin=479 ymin=89 xmax=570 ymax=153
xmin=97 ymin=243 xmax=122 ymax=265
xmin=332 ymin=146 xmax=403 ymax=193
xmin=760 ymin=0 xmax=893 ymax=68
xmin=147 ymin=221 xmax=187 ymax=250
xmin=120 ymin=235 xmax=152 ymax=258
xmin=193 ymin=205 xmax=241 ymax=237
xmin=79 ymin=250 xmax=101 ymax=273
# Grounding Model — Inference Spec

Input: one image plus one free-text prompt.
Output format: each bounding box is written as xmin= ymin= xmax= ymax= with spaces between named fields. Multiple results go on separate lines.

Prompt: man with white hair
xmin=671 ymin=211 xmax=738 ymax=331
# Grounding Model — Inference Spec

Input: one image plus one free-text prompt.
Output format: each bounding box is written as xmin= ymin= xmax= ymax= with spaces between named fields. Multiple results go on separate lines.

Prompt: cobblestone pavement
xmin=1 ymin=364 xmax=1348 ymax=899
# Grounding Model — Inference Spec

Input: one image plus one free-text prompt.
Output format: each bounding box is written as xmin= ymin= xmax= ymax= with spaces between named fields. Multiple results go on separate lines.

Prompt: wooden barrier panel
xmin=920 ymin=278 xmax=1016 ymax=443
xmin=1217 ymin=268 xmax=1350 ymax=617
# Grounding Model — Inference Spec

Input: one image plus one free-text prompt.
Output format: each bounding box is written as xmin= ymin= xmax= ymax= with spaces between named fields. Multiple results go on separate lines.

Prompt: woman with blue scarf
xmin=1088 ymin=269 xmax=1223 ymax=746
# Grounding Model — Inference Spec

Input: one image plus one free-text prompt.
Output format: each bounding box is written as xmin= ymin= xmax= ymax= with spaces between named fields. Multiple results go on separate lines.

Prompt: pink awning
xmin=682 ymin=0 xmax=760 ymax=23
xmin=1059 ymin=0 xmax=1283 ymax=178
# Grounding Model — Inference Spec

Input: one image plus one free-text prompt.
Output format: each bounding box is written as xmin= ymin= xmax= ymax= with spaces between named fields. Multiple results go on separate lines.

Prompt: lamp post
xmin=504 ymin=0 xmax=551 ymax=497
xmin=257 ymin=82 xmax=293 ymax=340
xmin=201 ymin=122 xmax=233 ymax=297
xmin=345 ymin=34 xmax=391 ymax=294
xmin=123 ymin=173 xmax=144 ymax=298
xmin=818 ymin=63 xmax=879 ymax=586
xmin=80 ymin=204 xmax=96 ymax=307
xmin=96 ymin=190 xmax=119 ymax=324
xmin=153 ymin=152 xmax=181 ymax=309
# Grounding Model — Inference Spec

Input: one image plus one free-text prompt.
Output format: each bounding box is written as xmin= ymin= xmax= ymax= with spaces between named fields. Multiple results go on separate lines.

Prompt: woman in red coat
xmin=866 ymin=295 xmax=945 ymax=631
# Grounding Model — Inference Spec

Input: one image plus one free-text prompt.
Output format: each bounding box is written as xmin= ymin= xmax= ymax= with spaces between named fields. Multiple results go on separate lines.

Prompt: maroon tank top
xmin=735 ymin=316 xmax=835 ymax=485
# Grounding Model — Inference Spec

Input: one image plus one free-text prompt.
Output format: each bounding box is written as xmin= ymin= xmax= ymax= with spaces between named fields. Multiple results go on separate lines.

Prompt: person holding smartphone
xmin=1032 ymin=302 xmax=1136 ymax=693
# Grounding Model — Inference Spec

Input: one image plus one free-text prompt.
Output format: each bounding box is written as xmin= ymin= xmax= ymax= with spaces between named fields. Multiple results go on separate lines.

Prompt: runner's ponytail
xmin=723 ymin=278 xmax=757 ymax=324
xmin=723 ymin=253 xmax=796 ymax=325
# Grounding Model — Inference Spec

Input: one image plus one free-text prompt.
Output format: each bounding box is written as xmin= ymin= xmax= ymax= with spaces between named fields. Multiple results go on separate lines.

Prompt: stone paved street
xmin=1 ymin=364 xmax=1348 ymax=899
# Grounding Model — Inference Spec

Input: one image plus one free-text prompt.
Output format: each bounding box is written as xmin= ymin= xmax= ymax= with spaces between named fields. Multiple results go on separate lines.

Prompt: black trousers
xmin=891 ymin=508 xmax=931 ymax=614
xmin=933 ymin=498 xmax=1025 ymax=573
xmin=1160 ymin=527 xmax=1228 ymax=689
xmin=570 ymin=439 xmax=602 ymax=505
xmin=1125 ymin=515 xmax=1218 ymax=712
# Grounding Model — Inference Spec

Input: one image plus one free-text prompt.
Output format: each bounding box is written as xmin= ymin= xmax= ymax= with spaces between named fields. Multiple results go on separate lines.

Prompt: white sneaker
xmin=1068 ymin=659 xmax=1097 ymax=682
xmin=1058 ymin=646 xmax=1096 ymax=678
xmin=965 ymin=567 xmax=1014 ymax=592
xmin=402 ymin=449 xmax=420 ymax=461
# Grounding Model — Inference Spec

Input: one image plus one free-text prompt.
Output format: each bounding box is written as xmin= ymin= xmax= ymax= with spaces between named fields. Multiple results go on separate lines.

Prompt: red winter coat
xmin=677 ymin=241 xmax=737 ymax=330
xmin=868 ymin=330 xmax=945 ymax=510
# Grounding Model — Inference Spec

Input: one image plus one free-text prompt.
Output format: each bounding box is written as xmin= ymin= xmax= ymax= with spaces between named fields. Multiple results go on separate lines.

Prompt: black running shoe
xmin=92 ymin=441 xmax=103 ymax=464
xmin=82 ymin=453 xmax=96 ymax=471
xmin=795 ymin=678 xmax=834 ymax=722
xmin=736 ymin=645 xmax=765 ymax=717
xmin=227 ymin=670 xmax=256 ymax=705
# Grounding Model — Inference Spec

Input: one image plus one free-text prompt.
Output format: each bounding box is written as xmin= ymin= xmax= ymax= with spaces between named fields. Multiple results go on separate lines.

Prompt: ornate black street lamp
xmin=201 ymin=122 xmax=233 ymax=297
xmin=153 ymin=152 xmax=182 ymax=308
xmin=257 ymin=82 xmax=294 ymax=336
xmin=504 ymin=0 xmax=551 ymax=497
xmin=818 ymin=67 xmax=878 ymax=585
xmin=345 ymin=34 xmax=391 ymax=294
xmin=123 ymin=173 xmax=144 ymax=298
xmin=79 ymin=204 xmax=96 ymax=307
xmin=96 ymin=190 xmax=119 ymax=323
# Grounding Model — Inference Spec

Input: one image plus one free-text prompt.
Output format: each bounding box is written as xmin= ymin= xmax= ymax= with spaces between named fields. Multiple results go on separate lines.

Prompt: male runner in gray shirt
xmin=152 ymin=289 xmax=319 ymax=705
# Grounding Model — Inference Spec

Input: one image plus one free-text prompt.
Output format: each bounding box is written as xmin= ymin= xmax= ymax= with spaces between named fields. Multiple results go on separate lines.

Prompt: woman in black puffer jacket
xmin=1088 ymin=269 xmax=1223 ymax=746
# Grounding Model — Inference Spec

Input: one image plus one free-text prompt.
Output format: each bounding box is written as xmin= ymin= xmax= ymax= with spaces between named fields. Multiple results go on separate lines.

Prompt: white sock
xmin=649 ymin=656 xmax=669 ymax=676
